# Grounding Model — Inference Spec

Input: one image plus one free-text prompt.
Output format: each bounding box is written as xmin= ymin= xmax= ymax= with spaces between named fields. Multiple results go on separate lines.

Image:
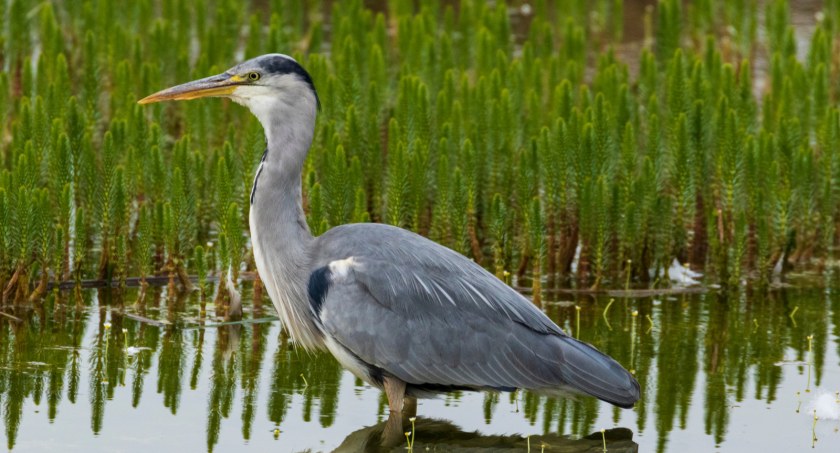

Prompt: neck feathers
xmin=247 ymin=94 xmax=322 ymax=350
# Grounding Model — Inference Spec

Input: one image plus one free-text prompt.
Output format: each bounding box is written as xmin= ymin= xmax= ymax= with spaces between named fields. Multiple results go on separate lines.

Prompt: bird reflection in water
xmin=206 ymin=321 xmax=636 ymax=452
xmin=334 ymin=416 xmax=638 ymax=452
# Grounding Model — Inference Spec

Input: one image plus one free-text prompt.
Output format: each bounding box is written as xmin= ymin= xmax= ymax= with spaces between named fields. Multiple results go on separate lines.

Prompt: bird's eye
xmin=248 ymin=72 xmax=261 ymax=81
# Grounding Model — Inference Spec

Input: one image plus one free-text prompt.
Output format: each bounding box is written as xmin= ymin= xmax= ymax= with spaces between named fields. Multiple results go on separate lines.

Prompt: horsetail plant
xmin=3 ymin=0 xmax=840 ymax=305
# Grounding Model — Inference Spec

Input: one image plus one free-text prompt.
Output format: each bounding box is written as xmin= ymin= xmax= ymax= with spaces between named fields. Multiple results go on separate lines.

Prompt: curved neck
xmin=249 ymin=105 xmax=322 ymax=350
xmin=252 ymin=102 xmax=315 ymax=245
xmin=253 ymin=145 xmax=312 ymax=243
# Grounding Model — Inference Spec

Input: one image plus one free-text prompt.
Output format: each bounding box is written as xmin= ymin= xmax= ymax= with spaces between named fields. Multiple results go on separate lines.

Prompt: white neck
xmin=244 ymin=91 xmax=322 ymax=350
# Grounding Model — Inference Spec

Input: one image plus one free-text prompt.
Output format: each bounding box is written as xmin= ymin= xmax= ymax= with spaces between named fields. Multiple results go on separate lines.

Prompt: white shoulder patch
xmin=328 ymin=257 xmax=357 ymax=282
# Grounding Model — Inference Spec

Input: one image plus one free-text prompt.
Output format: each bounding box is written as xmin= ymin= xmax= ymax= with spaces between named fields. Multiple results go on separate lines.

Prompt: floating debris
xmin=665 ymin=259 xmax=702 ymax=286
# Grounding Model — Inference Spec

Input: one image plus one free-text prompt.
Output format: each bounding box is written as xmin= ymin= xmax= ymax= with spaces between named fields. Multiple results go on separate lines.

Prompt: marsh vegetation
xmin=2 ymin=1 xmax=840 ymax=452
xmin=4 ymin=0 xmax=840 ymax=302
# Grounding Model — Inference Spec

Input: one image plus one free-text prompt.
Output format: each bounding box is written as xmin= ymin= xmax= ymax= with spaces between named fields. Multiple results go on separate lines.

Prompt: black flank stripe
xmin=307 ymin=266 xmax=331 ymax=318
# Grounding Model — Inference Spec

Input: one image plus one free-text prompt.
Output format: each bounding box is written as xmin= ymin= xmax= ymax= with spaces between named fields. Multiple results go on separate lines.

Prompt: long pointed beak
xmin=138 ymin=72 xmax=242 ymax=104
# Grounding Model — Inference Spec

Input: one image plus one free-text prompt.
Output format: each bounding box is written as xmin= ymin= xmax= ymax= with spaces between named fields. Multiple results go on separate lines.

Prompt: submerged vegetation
xmin=2 ymin=0 xmax=840 ymax=302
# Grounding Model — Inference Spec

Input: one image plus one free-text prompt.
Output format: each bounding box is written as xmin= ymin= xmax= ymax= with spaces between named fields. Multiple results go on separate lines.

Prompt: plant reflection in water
xmin=1 ymin=283 xmax=839 ymax=452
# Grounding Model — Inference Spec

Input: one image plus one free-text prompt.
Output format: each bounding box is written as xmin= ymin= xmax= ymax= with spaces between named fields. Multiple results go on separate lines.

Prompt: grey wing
xmin=311 ymin=224 xmax=640 ymax=408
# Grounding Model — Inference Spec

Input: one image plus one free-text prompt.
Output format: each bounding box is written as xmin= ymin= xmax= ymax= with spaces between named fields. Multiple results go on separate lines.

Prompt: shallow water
xmin=1 ymin=282 xmax=839 ymax=452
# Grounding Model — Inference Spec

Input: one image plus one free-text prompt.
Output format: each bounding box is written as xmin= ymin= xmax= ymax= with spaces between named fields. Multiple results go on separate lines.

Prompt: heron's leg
xmin=383 ymin=375 xmax=406 ymax=414
xmin=381 ymin=412 xmax=406 ymax=447
xmin=403 ymin=396 xmax=417 ymax=418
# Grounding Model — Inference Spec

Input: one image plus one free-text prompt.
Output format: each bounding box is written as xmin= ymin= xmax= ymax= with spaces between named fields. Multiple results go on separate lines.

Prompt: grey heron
xmin=139 ymin=54 xmax=641 ymax=415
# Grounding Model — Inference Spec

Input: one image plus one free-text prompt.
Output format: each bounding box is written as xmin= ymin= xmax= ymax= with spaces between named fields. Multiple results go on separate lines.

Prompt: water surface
xmin=1 ymin=282 xmax=839 ymax=452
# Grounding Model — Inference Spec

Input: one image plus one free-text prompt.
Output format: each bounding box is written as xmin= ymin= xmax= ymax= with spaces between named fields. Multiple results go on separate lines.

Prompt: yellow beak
xmin=138 ymin=73 xmax=244 ymax=104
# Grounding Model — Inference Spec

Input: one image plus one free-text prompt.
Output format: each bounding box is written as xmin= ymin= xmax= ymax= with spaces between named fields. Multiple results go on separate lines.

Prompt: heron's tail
xmin=554 ymin=336 xmax=640 ymax=408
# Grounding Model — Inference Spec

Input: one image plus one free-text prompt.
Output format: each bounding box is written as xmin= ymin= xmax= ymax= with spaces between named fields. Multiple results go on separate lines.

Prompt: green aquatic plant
xmin=2 ymin=0 xmax=840 ymax=302
xmin=527 ymin=197 xmax=545 ymax=302
xmin=655 ymin=0 xmax=682 ymax=62
xmin=602 ymin=298 xmax=616 ymax=330
xmin=193 ymin=244 xmax=208 ymax=298
xmin=135 ymin=205 xmax=154 ymax=300
xmin=601 ymin=428 xmax=607 ymax=452
xmin=405 ymin=416 xmax=417 ymax=451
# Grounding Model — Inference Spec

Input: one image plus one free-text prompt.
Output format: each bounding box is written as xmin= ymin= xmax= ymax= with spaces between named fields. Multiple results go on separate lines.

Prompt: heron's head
xmin=139 ymin=54 xmax=319 ymax=128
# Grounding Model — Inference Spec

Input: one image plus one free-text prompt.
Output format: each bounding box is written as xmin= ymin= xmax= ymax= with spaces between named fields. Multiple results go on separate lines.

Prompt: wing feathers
xmin=314 ymin=224 xmax=639 ymax=408
xmin=553 ymin=336 xmax=641 ymax=408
